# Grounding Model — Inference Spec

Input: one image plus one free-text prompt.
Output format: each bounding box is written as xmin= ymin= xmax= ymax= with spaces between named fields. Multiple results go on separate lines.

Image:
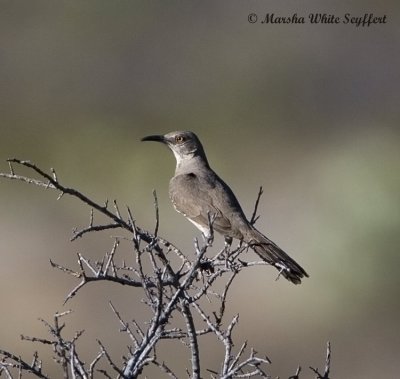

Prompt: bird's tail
xmin=245 ymin=227 xmax=309 ymax=284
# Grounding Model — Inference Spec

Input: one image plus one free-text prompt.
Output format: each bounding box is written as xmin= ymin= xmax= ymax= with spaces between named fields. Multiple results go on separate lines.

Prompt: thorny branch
xmin=250 ymin=186 xmax=263 ymax=226
xmin=309 ymin=342 xmax=331 ymax=379
xmin=0 ymin=159 xmax=330 ymax=378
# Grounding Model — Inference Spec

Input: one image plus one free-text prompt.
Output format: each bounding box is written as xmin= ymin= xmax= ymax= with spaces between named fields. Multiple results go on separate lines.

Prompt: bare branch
xmin=97 ymin=340 xmax=123 ymax=377
xmin=152 ymin=360 xmax=178 ymax=379
xmin=88 ymin=351 xmax=104 ymax=378
xmin=0 ymin=160 xmax=330 ymax=379
xmin=71 ymin=223 xmax=120 ymax=241
xmin=250 ymin=186 xmax=263 ymax=225
xmin=288 ymin=366 xmax=302 ymax=379
xmin=0 ymin=350 xmax=49 ymax=379
xmin=2 ymin=159 xmax=132 ymax=231
xmin=152 ymin=189 xmax=160 ymax=237
xmin=310 ymin=342 xmax=331 ymax=379
xmin=109 ymin=302 xmax=139 ymax=348
xmin=181 ymin=302 xmax=200 ymax=379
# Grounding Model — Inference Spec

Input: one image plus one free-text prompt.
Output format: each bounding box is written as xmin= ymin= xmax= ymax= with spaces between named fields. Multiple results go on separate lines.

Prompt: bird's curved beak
xmin=141 ymin=134 xmax=166 ymax=143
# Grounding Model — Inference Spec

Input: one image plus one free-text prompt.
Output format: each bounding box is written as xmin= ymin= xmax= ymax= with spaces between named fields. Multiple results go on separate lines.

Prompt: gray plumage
xmin=142 ymin=131 xmax=308 ymax=284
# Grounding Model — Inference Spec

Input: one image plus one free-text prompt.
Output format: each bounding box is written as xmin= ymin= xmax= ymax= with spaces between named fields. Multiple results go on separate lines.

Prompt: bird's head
xmin=141 ymin=131 xmax=208 ymax=168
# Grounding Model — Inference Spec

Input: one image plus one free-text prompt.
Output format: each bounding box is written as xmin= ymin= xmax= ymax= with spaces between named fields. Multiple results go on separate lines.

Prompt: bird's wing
xmin=169 ymin=172 xmax=234 ymax=235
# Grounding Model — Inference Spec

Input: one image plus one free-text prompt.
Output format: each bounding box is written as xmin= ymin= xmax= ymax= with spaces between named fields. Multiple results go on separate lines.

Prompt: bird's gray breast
xmin=169 ymin=172 xmax=214 ymax=219
xmin=169 ymin=172 xmax=248 ymax=239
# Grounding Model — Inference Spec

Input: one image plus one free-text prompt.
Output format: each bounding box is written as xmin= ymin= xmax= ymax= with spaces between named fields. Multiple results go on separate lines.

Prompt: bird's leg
xmin=201 ymin=228 xmax=214 ymax=246
xmin=223 ymin=236 xmax=233 ymax=268
xmin=224 ymin=236 xmax=232 ymax=251
xmin=196 ymin=229 xmax=215 ymax=274
xmin=224 ymin=236 xmax=232 ymax=246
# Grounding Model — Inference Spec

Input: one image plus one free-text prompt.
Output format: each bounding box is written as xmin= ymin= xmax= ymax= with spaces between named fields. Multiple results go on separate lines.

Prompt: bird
xmin=141 ymin=131 xmax=308 ymax=284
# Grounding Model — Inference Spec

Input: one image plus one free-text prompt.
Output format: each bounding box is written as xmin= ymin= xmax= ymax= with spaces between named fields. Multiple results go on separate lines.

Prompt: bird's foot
xmin=199 ymin=259 xmax=215 ymax=274
xmin=202 ymin=232 xmax=214 ymax=246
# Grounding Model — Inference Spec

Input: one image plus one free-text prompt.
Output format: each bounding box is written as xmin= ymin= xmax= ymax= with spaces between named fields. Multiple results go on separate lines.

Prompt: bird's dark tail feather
xmin=246 ymin=228 xmax=309 ymax=284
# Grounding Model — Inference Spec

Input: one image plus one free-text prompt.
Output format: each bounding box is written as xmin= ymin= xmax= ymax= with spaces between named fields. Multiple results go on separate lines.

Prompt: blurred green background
xmin=1 ymin=1 xmax=399 ymax=378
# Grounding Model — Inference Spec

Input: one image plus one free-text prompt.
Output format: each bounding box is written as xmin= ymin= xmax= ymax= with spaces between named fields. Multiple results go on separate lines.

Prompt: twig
xmin=71 ymin=223 xmax=120 ymax=241
xmin=309 ymin=342 xmax=331 ymax=379
xmin=0 ymin=350 xmax=49 ymax=379
xmin=152 ymin=189 xmax=160 ymax=237
xmin=250 ymin=186 xmax=263 ymax=225
xmin=181 ymin=302 xmax=201 ymax=379
xmin=97 ymin=340 xmax=124 ymax=377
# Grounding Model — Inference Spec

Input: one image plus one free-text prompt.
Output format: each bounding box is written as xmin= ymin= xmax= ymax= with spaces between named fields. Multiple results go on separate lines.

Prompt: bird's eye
xmin=175 ymin=135 xmax=185 ymax=143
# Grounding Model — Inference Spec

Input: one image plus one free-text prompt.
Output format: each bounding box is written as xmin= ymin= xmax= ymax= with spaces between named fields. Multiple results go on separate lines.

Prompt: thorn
xmin=51 ymin=167 xmax=58 ymax=182
xmin=8 ymin=161 xmax=14 ymax=175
